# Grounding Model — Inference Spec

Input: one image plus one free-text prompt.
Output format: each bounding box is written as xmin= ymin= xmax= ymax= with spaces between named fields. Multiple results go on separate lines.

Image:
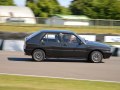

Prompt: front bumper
xmin=103 ymin=51 xmax=112 ymax=59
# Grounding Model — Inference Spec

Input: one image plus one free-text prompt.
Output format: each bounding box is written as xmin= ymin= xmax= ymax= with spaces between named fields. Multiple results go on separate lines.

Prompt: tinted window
xmin=61 ymin=33 xmax=79 ymax=44
xmin=41 ymin=33 xmax=60 ymax=43
xmin=26 ymin=31 xmax=40 ymax=40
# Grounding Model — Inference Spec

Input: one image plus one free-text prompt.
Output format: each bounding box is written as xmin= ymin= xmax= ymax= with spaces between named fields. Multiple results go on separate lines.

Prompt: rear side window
xmin=41 ymin=33 xmax=60 ymax=43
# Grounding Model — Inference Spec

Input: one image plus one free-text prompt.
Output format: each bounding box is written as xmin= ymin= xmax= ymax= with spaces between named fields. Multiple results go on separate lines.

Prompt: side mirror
xmin=41 ymin=40 xmax=45 ymax=45
xmin=79 ymin=41 xmax=84 ymax=45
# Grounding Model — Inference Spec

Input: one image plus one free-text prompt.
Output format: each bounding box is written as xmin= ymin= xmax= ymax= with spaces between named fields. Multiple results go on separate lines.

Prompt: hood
xmin=86 ymin=41 xmax=110 ymax=48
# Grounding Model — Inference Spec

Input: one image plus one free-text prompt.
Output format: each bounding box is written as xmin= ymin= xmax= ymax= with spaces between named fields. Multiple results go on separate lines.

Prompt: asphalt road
xmin=0 ymin=51 xmax=120 ymax=82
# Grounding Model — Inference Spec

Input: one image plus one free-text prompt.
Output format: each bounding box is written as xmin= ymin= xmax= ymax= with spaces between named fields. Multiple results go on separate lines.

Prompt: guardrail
xmin=0 ymin=16 xmax=120 ymax=27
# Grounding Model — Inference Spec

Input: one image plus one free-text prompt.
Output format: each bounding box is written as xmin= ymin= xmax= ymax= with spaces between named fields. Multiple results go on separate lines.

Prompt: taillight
xmin=24 ymin=38 xmax=26 ymax=49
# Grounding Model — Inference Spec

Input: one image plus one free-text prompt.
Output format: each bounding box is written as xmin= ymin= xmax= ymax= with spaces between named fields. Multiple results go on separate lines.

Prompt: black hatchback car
xmin=24 ymin=30 xmax=112 ymax=63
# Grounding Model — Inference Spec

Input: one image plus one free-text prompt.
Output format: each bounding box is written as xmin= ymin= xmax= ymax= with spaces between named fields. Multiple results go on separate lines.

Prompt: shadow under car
xmin=8 ymin=57 xmax=92 ymax=63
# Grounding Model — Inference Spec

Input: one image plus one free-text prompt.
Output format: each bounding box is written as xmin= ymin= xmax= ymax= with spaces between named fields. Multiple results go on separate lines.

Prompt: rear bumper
xmin=24 ymin=49 xmax=33 ymax=55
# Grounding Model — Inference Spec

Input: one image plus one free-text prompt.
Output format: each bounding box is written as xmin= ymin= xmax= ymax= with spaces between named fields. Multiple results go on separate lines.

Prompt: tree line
xmin=0 ymin=0 xmax=120 ymax=19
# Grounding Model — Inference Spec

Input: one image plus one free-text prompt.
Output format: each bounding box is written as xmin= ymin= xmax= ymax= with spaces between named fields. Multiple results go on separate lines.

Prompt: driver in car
xmin=69 ymin=35 xmax=77 ymax=43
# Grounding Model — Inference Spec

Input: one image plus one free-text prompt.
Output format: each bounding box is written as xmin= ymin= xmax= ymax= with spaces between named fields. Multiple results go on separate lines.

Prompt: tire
xmin=32 ymin=49 xmax=45 ymax=62
xmin=90 ymin=51 xmax=103 ymax=63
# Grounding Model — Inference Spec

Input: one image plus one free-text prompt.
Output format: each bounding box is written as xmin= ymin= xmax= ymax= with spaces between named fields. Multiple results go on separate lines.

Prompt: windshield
xmin=77 ymin=35 xmax=87 ymax=44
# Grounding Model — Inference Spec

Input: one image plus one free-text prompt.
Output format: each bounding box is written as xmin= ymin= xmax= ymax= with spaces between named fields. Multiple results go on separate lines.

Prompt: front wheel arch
xmin=88 ymin=50 xmax=103 ymax=63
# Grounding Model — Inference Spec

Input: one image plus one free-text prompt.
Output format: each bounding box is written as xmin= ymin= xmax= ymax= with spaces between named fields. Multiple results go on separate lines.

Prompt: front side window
xmin=61 ymin=33 xmax=79 ymax=44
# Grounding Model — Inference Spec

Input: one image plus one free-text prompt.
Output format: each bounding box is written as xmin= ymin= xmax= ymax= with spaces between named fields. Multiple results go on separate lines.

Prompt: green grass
xmin=0 ymin=23 xmax=120 ymax=34
xmin=0 ymin=75 xmax=120 ymax=90
xmin=105 ymin=42 xmax=120 ymax=45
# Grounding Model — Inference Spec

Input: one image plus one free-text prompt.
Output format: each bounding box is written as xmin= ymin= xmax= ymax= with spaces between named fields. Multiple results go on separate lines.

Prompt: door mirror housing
xmin=79 ymin=41 xmax=84 ymax=45
xmin=41 ymin=40 xmax=45 ymax=45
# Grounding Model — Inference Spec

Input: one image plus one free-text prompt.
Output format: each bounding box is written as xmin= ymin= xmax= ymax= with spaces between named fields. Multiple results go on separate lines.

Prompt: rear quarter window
xmin=26 ymin=31 xmax=40 ymax=40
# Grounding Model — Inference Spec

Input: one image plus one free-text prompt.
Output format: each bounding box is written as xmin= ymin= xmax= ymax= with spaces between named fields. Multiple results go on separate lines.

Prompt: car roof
xmin=39 ymin=30 xmax=74 ymax=34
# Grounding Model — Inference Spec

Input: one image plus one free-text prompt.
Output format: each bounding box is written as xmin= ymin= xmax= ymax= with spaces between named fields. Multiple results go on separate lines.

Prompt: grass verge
xmin=104 ymin=42 xmax=120 ymax=45
xmin=0 ymin=74 xmax=120 ymax=90
xmin=0 ymin=24 xmax=120 ymax=34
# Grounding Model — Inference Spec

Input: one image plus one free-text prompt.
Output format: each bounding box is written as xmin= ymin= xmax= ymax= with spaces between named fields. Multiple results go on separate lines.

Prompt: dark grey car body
xmin=24 ymin=30 xmax=112 ymax=60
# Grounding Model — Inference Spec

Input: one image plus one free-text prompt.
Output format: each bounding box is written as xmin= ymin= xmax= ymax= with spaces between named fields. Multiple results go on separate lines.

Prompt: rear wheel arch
xmin=32 ymin=48 xmax=46 ymax=62
xmin=32 ymin=48 xmax=46 ymax=56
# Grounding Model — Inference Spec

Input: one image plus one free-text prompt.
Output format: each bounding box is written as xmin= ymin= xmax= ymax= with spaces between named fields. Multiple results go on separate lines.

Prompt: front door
xmin=60 ymin=33 xmax=87 ymax=59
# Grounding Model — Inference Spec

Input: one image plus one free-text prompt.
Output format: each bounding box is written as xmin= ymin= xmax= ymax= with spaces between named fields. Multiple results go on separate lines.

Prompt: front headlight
xmin=104 ymin=48 xmax=111 ymax=53
xmin=105 ymin=50 xmax=111 ymax=53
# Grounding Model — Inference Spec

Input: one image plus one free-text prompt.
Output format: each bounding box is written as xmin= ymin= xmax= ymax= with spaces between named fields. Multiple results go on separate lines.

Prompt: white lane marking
xmin=0 ymin=73 xmax=120 ymax=83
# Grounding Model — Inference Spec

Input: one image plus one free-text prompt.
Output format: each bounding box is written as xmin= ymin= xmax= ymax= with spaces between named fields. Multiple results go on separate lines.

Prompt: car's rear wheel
xmin=90 ymin=51 xmax=103 ymax=63
xmin=32 ymin=49 xmax=45 ymax=62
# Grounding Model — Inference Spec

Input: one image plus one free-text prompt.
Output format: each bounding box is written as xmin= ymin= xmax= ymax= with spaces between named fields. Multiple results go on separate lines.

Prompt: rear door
xmin=40 ymin=33 xmax=62 ymax=58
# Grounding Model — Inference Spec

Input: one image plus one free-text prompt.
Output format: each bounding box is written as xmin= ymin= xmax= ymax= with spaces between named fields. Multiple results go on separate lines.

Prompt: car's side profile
xmin=24 ymin=30 xmax=112 ymax=63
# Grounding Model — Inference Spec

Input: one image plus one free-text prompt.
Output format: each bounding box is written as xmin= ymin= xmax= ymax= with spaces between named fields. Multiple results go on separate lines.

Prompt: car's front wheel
xmin=90 ymin=51 xmax=103 ymax=63
xmin=32 ymin=49 xmax=45 ymax=62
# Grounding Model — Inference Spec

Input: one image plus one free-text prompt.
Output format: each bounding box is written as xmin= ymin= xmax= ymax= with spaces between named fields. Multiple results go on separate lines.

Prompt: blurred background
xmin=0 ymin=0 xmax=120 ymax=54
xmin=0 ymin=0 xmax=120 ymax=33
xmin=0 ymin=1 xmax=120 ymax=89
